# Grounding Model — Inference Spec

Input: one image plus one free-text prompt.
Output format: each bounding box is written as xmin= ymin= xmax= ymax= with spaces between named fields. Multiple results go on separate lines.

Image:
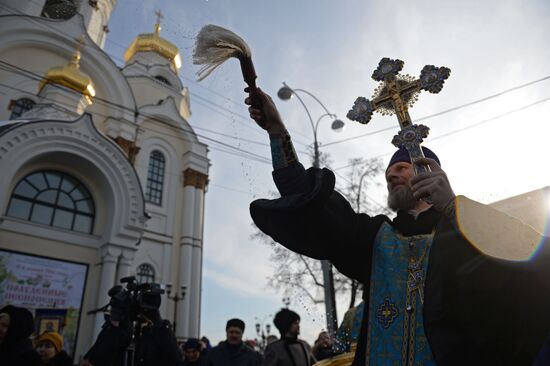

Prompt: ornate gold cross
xmin=154 ymin=10 xmax=164 ymax=34
xmin=69 ymin=35 xmax=86 ymax=69
xmin=347 ymin=58 xmax=450 ymax=174
xmin=155 ymin=9 xmax=164 ymax=24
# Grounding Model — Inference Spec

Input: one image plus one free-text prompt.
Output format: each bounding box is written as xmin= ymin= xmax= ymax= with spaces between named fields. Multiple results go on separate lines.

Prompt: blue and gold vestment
xmin=365 ymin=222 xmax=435 ymax=366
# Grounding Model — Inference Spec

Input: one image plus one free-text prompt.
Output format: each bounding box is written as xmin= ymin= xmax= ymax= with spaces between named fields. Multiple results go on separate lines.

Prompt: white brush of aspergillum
xmin=193 ymin=24 xmax=253 ymax=82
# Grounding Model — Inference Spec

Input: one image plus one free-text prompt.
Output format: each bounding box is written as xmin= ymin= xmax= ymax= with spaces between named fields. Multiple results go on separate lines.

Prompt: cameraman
xmin=82 ymin=281 xmax=183 ymax=366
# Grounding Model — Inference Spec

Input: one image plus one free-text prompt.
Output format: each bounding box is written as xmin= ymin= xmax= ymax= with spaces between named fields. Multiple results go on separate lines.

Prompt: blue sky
xmin=105 ymin=0 xmax=550 ymax=344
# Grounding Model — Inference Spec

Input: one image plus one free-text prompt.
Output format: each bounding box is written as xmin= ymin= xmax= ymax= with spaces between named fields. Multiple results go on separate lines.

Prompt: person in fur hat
xmin=206 ymin=318 xmax=262 ymax=366
xmin=262 ymin=309 xmax=316 ymax=366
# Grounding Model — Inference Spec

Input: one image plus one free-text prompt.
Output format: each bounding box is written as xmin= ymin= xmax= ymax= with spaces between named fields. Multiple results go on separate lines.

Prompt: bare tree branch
xmin=298 ymin=254 xmax=323 ymax=287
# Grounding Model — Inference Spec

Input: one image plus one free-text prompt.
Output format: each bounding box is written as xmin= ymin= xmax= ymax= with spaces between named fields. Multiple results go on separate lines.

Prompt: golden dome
xmin=124 ymin=22 xmax=182 ymax=70
xmin=39 ymin=47 xmax=95 ymax=104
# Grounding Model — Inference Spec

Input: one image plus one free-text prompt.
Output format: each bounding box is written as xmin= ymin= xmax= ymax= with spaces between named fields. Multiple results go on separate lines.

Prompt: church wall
xmin=0 ymin=69 xmax=40 ymax=121
xmin=148 ymin=64 xmax=184 ymax=90
xmin=126 ymin=50 xmax=180 ymax=75
xmin=0 ymin=17 xmax=138 ymax=123
xmin=0 ymin=0 xmax=45 ymax=17
xmin=133 ymin=119 xmax=209 ymax=338
xmin=0 ymin=43 xmax=133 ymax=131
xmin=134 ymin=134 xmax=180 ymax=236
xmin=122 ymin=56 xmax=190 ymax=120
xmin=79 ymin=0 xmax=115 ymax=48
xmin=126 ymin=75 xmax=190 ymax=121
xmin=131 ymin=237 xmax=172 ymax=318
xmin=128 ymin=52 xmax=173 ymax=72
xmin=0 ymin=46 xmax=67 ymax=120
xmin=132 ymin=128 xmax=188 ymax=332
xmin=123 ymin=61 xmax=183 ymax=90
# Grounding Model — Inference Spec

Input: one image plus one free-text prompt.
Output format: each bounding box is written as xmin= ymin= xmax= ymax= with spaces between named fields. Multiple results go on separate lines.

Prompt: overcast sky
xmin=105 ymin=0 xmax=550 ymax=344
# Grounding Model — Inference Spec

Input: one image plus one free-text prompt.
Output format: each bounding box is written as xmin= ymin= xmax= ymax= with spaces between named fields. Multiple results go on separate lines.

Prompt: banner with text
xmin=0 ymin=250 xmax=88 ymax=356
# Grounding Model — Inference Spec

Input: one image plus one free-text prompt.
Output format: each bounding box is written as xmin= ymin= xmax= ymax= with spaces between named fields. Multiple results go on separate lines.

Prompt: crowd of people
xmin=0 ymin=303 xmax=349 ymax=366
xmin=178 ymin=308 xmax=349 ymax=366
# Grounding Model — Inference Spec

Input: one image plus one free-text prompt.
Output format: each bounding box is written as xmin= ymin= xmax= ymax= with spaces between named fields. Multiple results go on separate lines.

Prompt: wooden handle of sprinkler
xmin=239 ymin=56 xmax=262 ymax=110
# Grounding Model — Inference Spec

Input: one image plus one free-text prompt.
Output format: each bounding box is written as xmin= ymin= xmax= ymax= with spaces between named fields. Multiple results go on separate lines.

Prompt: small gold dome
xmin=39 ymin=48 xmax=96 ymax=103
xmin=124 ymin=22 xmax=182 ymax=70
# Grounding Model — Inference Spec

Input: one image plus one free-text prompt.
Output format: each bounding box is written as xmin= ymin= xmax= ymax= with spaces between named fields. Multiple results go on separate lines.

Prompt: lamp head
xmin=277 ymin=85 xmax=293 ymax=101
xmin=331 ymin=118 xmax=345 ymax=132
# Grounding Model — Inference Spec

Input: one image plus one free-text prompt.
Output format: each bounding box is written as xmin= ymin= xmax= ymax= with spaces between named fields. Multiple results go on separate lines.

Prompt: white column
xmin=189 ymin=187 xmax=205 ymax=337
xmin=93 ymin=246 xmax=121 ymax=337
xmin=178 ymin=184 xmax=195 ymax=338
xmin=115 ymin=250 xmax=135 ymax=284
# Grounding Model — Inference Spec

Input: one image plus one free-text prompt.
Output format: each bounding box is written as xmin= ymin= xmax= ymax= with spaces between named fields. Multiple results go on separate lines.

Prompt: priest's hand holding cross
xmin=410 ymin=157 xmax=455 ymax=212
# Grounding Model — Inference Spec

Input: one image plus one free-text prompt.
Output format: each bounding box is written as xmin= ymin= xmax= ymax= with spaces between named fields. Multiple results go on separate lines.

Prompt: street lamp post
xmin=282 ymin=296 xmax=291 ymax=308
xmin=277 ymin=82 xmax=344 ymax=336
xmin=255 ymin=315 xmax=272 ymax=352
xmin=165 ymin=283 xmax=187 ymax=334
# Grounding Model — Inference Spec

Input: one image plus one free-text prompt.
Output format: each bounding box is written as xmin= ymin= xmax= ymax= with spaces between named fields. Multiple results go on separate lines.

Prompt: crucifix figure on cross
xmin=347 ymin=57 xmax=450 ymax=176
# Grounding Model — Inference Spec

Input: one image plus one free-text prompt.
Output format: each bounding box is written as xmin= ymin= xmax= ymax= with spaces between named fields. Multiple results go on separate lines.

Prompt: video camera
xmin=107 ymin=276 xmax=165 ymax=323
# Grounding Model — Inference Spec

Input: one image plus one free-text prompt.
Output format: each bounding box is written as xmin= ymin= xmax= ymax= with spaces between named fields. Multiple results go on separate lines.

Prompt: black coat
xmin=41 ymin=351 xmax=74 ymax=366
xmin=205 ymin=342 xmax=261 ymax=366
xmin=85 ymin=319 xmax=183 ymax=366
xmin=183 ymin=355 xmax=206 ymax=366
xmin=0 ymin=338 xmax=42 ymax=366
xmin=0 ymin=305 xmax=41 ymax=366
xmin=250 ymin=163 xmax=550 ymax=366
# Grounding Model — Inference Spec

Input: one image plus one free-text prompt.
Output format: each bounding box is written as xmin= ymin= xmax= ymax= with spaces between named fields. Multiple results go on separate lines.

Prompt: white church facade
xmin=0 ymin=0 xmax=209 ymax=362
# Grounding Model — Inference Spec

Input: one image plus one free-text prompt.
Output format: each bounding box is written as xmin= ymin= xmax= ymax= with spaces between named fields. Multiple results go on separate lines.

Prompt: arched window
xmin=9 ymin=98 xmax=35 ymax=120
xmin=145 ymin=150 xmax=165 ymax=205
xmin=136 ymin=263 xmax=155 ymax=284
xmin=6 ymin=171 xmax=95 ymax=234
xmin=154 ymin=75 xmax=172 ymax=86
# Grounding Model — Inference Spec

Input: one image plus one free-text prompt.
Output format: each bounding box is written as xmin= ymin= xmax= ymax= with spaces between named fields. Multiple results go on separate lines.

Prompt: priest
xmin=245 ymin=88 xmax=550 ymax=366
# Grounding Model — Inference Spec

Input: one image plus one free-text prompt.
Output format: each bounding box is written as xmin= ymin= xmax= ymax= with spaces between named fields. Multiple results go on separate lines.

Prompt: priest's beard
xmin=387 ymin=185 xmax=417 ymax=212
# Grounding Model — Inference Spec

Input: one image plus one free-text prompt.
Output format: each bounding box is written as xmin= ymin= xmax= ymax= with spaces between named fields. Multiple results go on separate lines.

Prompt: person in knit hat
xmin=262 ymin=309 xmax=315 ymax=366
xmin=35 ymin=331 xmax=73 ymax=366
xmin=0 ymin=305 xmax=41 ymax=366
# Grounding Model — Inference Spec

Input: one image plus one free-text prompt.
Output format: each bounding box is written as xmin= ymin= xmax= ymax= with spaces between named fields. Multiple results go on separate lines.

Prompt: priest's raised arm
xmin=245 ymin=87 xmax=388 ymax=284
